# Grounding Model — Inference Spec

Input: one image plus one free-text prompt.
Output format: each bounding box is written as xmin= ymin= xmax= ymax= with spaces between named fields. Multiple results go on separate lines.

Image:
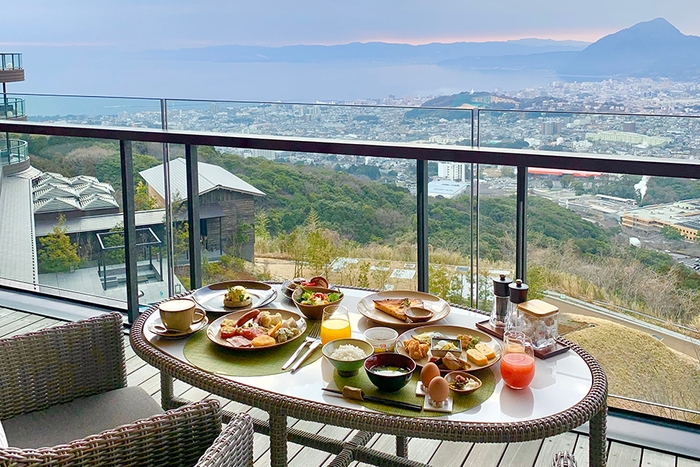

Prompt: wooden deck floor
xmin=2 ymin=308 xmax=699 ymax=467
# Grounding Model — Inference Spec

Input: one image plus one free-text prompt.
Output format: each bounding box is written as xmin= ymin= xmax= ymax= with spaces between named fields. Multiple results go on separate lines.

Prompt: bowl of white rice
xmin=322 ymin=338 xmax=374 ymax=376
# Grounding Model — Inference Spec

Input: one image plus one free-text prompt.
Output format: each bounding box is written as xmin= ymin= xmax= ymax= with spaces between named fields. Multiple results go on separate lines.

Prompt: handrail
xmin=2 ymin=120 xmax=700 ymax=179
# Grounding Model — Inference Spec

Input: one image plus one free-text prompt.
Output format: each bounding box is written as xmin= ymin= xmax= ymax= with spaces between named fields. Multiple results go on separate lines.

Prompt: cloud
xmin=1 ymin=0 xmax=699 ymax=50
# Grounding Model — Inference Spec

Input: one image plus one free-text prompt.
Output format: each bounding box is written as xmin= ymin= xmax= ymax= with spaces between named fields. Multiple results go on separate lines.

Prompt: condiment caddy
xmin=476 ymin=277 xmax=569 ymax=359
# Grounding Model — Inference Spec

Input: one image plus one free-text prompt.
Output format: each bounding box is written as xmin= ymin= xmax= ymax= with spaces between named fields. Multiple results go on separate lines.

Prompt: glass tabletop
xmin=143 ymin=285 xmax=593 ymax=424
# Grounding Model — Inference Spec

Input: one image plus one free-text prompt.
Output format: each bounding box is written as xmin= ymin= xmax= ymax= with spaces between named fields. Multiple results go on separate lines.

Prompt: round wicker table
xmin=130 ymin=285 xmax=607 ymax=467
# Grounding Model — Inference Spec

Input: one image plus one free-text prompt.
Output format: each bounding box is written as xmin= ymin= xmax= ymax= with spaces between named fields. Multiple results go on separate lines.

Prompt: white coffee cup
xmin=158 ymin=299 xmax=206 ymax=332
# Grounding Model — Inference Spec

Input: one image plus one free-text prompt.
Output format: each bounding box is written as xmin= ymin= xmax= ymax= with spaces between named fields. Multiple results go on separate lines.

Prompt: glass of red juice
xmin=500 ymin=331 xmax=535 ymax=389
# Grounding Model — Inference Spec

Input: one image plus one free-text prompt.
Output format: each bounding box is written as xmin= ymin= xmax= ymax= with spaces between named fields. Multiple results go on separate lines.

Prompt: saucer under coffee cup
xmin=158 ymin=298 xmax=206 ymax=332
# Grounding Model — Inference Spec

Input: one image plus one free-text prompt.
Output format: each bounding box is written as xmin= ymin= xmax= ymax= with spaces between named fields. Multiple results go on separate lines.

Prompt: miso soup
xmin=369 ymin=365 xmax=411 ymax=376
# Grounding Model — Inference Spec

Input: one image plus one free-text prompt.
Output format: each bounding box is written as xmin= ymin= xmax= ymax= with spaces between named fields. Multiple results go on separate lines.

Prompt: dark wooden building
xmin=139 ymin=159 xmax=265 ymax=262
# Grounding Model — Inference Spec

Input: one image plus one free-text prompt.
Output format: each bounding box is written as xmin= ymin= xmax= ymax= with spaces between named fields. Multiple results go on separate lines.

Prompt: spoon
xmin=151 ymin=323 xmax=178 ymax=334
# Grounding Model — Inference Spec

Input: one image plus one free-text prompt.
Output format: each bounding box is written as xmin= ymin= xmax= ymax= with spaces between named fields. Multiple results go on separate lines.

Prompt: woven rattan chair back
xmin=0 ymin=312 xmax=126 ymax=420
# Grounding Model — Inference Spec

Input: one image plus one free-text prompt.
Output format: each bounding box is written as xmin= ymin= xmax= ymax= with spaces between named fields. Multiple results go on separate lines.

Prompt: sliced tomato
xmin=237 ymin=326 xmax=266 ymax=341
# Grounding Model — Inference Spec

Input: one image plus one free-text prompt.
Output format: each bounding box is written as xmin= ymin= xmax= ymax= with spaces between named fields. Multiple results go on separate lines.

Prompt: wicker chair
xmin=552 ymin=451 xmax=578 ymax=467
xmin=0 ymin=312 xmax=254 ymax=466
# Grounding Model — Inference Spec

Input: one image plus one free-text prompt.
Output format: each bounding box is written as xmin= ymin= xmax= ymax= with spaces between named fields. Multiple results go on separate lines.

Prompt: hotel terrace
xmin=1 ymin=53 xmax=700 ymax=467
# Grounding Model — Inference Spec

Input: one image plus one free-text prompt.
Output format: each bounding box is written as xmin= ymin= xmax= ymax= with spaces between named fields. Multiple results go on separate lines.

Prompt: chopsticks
xmin=322 ymin=387 xmax=423 ymax=412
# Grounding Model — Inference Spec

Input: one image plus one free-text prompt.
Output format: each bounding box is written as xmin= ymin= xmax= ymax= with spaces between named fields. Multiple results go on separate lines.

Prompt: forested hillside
xmin=196 ymin=146 xmax=611 ymax=260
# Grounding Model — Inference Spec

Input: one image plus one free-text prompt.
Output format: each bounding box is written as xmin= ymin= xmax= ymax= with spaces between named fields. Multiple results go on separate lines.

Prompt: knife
xmin=282 ymin=340 xmax=309 ymax=370
xmin=322 ymin=387 xmax=423 ymax=412
xmin=290 ymin=339 xmax=321 ymax=372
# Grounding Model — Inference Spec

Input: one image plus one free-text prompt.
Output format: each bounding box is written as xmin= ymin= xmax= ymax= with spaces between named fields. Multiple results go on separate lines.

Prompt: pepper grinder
xmin=506 ymin=279 xmax=529 ymax=331
xmin=490 ymin=274 xmax=512 ymax=328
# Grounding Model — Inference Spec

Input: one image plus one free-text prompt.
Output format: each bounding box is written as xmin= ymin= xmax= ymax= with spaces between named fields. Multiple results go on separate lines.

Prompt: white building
xmin=428 ymin=180 xmax=468 ymax=199
xmin=437 ymin=162 xmax=467 ymax=182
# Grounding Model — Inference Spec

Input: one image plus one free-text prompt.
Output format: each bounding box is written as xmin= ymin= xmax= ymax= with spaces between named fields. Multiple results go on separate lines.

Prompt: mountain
xmin=441 ymin=18 xmax=700 ymax=81
xmin=149 ymin=39 xmax=588 ymax=65
xmin=559 ymin=18 xmax=700 ymax=79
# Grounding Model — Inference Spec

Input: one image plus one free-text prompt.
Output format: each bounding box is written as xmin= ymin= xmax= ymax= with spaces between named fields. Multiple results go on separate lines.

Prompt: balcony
xmin=0 ymin=97 xmax=26 ymax=120
xmin=0 ymin=138 xmax=28 ymax=171
xmin=0 ymin=98 xmax=699 ymax=466
xmin=0 ymin=53 xmax=24 ymax=83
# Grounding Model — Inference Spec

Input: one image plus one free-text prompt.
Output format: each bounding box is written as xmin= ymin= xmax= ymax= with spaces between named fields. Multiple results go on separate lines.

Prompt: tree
xmin=560 ymin=174 xmax=574 ymax=188
xmin=571 ymin=180 xmax=585 ymax=196
xmin=134 ymin=180 xmax=157 ymax=210
xmin=661 ymin=225 xmax=684 ymax=241
xmin=100 ymin=222 xmax=126 ymax=266
xmin=357 ymin=261 xmax=370 ymax=288
xmin=500 ymin=166 xmax=515 ymax=178
xmin=37 ymin=215 xmax=81 ymax=273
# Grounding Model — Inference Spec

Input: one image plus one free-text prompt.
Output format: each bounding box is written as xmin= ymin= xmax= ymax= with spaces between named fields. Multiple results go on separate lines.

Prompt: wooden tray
xmin=475 ymin=319 xmax=569 ymax=360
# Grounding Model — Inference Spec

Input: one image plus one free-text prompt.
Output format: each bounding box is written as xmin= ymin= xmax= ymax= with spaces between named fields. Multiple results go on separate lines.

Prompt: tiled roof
xmin=31 ymin=171 xmax=118 ymax=214
xmin=139 ymin=158 xmax=265 ymax=200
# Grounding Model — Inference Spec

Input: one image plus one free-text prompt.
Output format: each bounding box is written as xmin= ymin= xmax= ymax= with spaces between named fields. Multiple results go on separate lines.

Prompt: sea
xmin=10 ymin=47 xmax=559 ymax=117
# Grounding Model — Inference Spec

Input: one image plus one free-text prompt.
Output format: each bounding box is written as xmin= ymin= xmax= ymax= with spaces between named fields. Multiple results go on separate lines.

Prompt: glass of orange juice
xmin=320 ymin=305 xmax=351 ymax=344
xmin=500 ymin=330 xmax=536 ymax=389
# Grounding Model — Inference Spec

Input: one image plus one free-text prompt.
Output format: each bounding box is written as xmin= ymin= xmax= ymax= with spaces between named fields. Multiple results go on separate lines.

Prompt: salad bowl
xmin=292 ymin=285 xmax=344 ymax=320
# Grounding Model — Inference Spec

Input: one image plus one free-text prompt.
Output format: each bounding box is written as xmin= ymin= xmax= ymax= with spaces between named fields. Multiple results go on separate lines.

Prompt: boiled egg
xmin=420 ymin=362 xmax=440 ymax=388
xmin=428 ymin=376 xmax=450 ymax=403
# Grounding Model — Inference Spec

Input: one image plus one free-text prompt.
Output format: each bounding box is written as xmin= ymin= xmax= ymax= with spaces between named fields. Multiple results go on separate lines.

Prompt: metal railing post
xmin=515 ymin=165 xmax=528 ymax=282
xmin=417 ymin=159 xmax=429 ymax=292
xmin=185 ymin=144 xmax=202 ymax=289
xmin=474 ymin=110 xmax=481 ymax=309
xmin=120 ymin=140 xmax=139 ymax=323
xmin=160 ymin=99 xmax=175 ymax=297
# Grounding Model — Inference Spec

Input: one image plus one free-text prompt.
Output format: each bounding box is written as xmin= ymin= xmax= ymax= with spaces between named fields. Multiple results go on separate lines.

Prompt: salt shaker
xmin=490 ymin=274 xmax=512 ymax=328
xmin=506 ymin=279 xmax=528 ymax=331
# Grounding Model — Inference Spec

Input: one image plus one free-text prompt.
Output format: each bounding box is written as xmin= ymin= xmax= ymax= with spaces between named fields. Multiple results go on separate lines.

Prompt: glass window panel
xmin=527 ymin=169 xmax=700 ymax=424
xmin=169 ymin=144 xmax=419 ymax=292
xmin=167 ymin=99 xmax=474 ymax=145
xmin=10 ymin=135 xmax=128 ymax=305
xmin=13 ymin=94 xmax=161 ymax=127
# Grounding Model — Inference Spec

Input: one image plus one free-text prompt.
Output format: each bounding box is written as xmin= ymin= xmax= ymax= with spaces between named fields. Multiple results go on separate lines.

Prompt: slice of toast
xmin=373 ymin=298 xmax=424 ymax=321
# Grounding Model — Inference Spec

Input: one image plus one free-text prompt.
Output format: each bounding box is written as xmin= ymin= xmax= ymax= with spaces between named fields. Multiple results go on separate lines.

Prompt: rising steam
xmin=634 ymin=175 xmax=651 ymax=200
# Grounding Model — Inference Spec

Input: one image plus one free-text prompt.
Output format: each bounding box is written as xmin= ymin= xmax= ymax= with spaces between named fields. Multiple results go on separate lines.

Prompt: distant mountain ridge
xmin=151 ymin=39 xmax=588 ymax=65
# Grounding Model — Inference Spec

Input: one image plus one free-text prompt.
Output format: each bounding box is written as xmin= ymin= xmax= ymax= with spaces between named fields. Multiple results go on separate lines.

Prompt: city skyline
xmin=2 ymin=1 xmax=700 ymax=49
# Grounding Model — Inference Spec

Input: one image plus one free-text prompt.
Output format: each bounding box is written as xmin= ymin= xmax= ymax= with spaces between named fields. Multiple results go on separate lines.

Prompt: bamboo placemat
xmin=332 ymin=368 xmax=496 ymax=417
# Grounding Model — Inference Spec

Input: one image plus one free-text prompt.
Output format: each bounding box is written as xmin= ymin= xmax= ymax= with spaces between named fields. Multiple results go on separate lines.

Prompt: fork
xmin=282 ymin=322 xmax=321 ymax=370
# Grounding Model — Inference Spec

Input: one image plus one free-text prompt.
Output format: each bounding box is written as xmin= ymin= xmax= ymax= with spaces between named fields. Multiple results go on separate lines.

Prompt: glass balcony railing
xmin=0 ymin=53 xmax=22 ymax=71
xmin=166 ymin=98 xmax=474 ymax=144
xmin=0 ymin=97 xmax=25 ymax=119
xmin=0 ymin=95 xmax=699 ymax=430
xmin=0 ymin=138 xmax=28 ymax=165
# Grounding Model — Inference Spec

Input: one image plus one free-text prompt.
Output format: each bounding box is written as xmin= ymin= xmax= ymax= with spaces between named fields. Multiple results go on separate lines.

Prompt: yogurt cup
xmin=363 ymin=327 xmax=399 ymax=353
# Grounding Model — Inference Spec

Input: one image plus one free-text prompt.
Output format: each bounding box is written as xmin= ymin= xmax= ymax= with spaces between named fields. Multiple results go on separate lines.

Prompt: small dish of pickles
xmin=444 ymin=371 xmax=482 ymax=394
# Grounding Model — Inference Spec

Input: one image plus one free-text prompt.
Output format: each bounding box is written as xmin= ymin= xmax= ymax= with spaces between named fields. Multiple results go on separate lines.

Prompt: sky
xmin=3 ymin=0 xmax=700 ymax=49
